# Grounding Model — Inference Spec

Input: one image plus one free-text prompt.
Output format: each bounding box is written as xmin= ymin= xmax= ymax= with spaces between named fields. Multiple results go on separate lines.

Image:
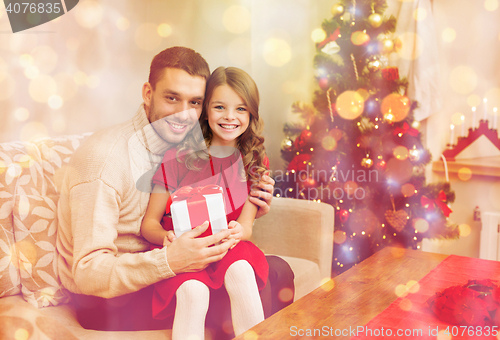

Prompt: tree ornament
xmin=411 ymin=120 xmax=421 ymax=130
xmin=339 ymin=209 xmax=350 ymax=223
xmin=281 ymin=136 xmax=293 ymax=152
xmin=385 ymin=209 xmax=408 ymax=232
xmin=367 ymin=57 xmax=381 ymax=72
xmin=319 ymin=77 xmax=329 ymax=90
xmin=381 ymin=39 xmax=394 ymax=54
xmin=409 ymin=146 xmax=420 ymax=161
xmin=383 ymin=112 xmax=394 ymax=123
xmin=361 ymin=156 xmax=373 ymax=168
xmin=359 ymin=116 xmax=374 ymax=133
xmin=368 ymin=13 xmax=382 ymax=28
xmin=377 ymin=159 xmax=387 ymax=169
xmin=331 ymin=3 xmax=344 ymax=16
xmin=350 ymin=54 xmax=359 ymax=81
xmin=322 ymin=41 xmax=341 ymax=55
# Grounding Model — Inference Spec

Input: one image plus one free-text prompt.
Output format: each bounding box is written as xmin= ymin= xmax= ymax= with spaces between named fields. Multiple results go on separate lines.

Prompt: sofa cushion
xmin=13 ymin=194 xmax=69 ymax=307
xmin=278 ymin=255 xmax=321 ymax=301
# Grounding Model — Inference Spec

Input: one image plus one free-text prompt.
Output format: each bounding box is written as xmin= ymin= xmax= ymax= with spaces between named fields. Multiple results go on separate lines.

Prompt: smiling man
xmin=56 ymin=47 xmax=294 ymax=337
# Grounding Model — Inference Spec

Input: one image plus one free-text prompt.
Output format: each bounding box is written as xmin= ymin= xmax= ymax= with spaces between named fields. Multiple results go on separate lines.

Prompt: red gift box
xmin=167 ymin=184 xmax=228 ymax=238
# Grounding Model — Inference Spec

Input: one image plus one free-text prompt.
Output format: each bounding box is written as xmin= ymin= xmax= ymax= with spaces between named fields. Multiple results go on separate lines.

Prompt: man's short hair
xmin=148 ymin=46 xmax=210 ymax=89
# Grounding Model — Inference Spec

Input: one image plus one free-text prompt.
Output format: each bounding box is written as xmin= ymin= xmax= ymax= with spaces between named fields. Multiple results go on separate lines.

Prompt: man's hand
xmin=227 ymin=220 xmax=244 ymax=249
xmin=249 ymin=172 xmax=275 ymax=219
xmin=165 ymin=221 xmax=234 ymax=274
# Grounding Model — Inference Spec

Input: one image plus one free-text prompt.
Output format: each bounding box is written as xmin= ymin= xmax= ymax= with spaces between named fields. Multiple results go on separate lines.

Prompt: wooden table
xmin=235 ymin=247 xmax=448 ymax=340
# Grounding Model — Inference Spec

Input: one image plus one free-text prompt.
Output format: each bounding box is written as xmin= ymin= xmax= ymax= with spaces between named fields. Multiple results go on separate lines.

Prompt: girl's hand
xmin=227 ymin=221 xmax=244 ymax=249
xmin=162 ymin=230 xmax=177 ymax=247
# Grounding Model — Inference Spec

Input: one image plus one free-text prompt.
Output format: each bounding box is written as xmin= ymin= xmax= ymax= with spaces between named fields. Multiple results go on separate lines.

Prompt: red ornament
xmin=377 ymin=160 xmax=387 ymax=169
xmin=338 ymin=209 xmax=350 ymax=223
xmin=319 ymin=78 xmax=329 ymax=90
xmin=294 ymin=129 xmax=312 ymax=149
xmin=287 ymin=153 xmax=312 ymax=172
xmin=382 ymin=67 xmax=399 ymax=81
xmin=393 ymin=122 xmax=419 ymax=137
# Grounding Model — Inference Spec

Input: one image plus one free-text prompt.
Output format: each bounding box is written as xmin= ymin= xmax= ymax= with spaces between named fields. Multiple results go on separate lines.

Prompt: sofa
xmin=0 ymin=133 xmax=334 ymax=339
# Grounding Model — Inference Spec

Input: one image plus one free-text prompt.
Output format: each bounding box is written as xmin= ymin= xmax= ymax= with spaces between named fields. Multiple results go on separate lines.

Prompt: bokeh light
xmin=242 ymin=330 xmax=259 ymax=340
xmin=437 ymin=330 xmax=452 ymax=340
xmin=344 ymin=181 xmax=357 ymax=196
xmin=386 ymin=158 xmax=413 ymax=184
xmin=457 ymin=167 xmax=472 ymax=181
xmin=329 ymin=128 xmax=343 ymax=141
xmin=278 ymin=287 xmax=294 ymax=303
xmin=24 ymin=66 xmax=39 ymax=79
xmin=311 ymin=28 xmax=327 ymax=43
xmin=413 ymin=218 xmax=429 ymax=233
xmin=396 ymin=32 xmax=423 ymax=60
xmin=19 ymin=54 xmax=34 ymax=68
xmin=442 ymin=28 xmax=456 ymax=43
xmin=467 ymin=94 xmax=481 ymax=107
xmin=451 ymin=112 xmax=464 ymax=125
xmin=459 ymin=224 xmax=471 ymax=237
xmin=74 ymin=1 xmax=103 ymax=28
xmin=157 ymin=23 xmax=173 ymax=37
xmin=0 ymin=75 xmax=16 ymax=101
xmin=356 ymin=88 xmax=370 ymax=101
xmin=227 ymin=37 xmax=251 ymax=66
xmin=20 ymin=122 xmax=48 ymax=141
xmin=135 ymin=23 xmax=162 ymax=51
xmin=395 ymin=284 xmax=408 ymax=297
xmin=14 ymin=108 xmax=30 ymax=122
xmin=263 ymin=38 xmax=291 ymax=67
xmin=413 ymin=7 xmax=427 ymax=21
xmin=449 ymin=66 xmax=477 ymax=95
xmin=9 ymin=34 xmax=38 ymax=53
xmin=29 ymin=75 xmax=57 ymax=103
xmin=485 ymin=0 xmax=499 ymax=11
xmin=401 ymin=183 xmax=415 ymax=197
xmin=74 ymin=71 xmax=87 ymax=85
xmin=399 ymin=299 xmax=412 ymax=311
xmin=381 ymin=94 xmax=410 ymax=122
xmin=223 ymin=6 xmax=250 ymax=34
xmin=336 ymin=91 xmax=365 ymax=120
xmin=406 ymin=280 xmax=420 ymax=293
xmin=32 ymin=45 xmax=58 ymax=74
xmin=14 ymin=328 xmax=29 ymax=340
xmin=393 ymin=146 xmax=409 ymax=160
xmin=485 ymin=88 xmax=500 ymax=108
xmin=334 ymin=230 xmax=347 ymax=244
xmin=320 ymin=278 xmax=335 ymax=292
xmin=48 ymin=95 xmax=63 ymax=109
xmin=322 ymin=135 xmax=337 ymax=151
xmin=351 ymin=31 xmax=370 ymax=46
xmin=116 ymin=17 xmax=130 ymax=31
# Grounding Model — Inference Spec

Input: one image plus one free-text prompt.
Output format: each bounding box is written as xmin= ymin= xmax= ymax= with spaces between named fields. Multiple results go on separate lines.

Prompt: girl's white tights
xmin=172 ymin=260 xmax=264 ymax=340
xmin=172 ymin=279 xmax=210 ymax=340
xmin=224 ymin=260 xmax=265 ymax=336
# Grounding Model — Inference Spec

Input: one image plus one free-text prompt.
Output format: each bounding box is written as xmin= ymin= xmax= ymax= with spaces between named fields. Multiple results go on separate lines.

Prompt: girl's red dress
xmin=150 ymin=147 xmax=269 ymax=319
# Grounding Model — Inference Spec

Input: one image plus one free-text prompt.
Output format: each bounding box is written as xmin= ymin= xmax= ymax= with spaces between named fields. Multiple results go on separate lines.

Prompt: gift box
xmin=167 ymin=185 xmax=228 ymax=238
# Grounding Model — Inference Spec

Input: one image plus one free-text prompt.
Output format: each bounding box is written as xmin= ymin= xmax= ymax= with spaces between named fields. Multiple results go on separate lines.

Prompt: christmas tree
xmin=276 ymin=0 xmax=459 ymax=275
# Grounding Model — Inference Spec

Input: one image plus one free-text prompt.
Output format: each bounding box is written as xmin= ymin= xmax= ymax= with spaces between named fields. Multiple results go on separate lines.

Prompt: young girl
xmin=141 ymin=67 xmax=269 ymax=340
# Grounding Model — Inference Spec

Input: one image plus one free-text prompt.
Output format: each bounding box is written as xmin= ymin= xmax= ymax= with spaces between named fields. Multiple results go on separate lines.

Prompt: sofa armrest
xmin=251 ymin=197 xmax=334 ymax=281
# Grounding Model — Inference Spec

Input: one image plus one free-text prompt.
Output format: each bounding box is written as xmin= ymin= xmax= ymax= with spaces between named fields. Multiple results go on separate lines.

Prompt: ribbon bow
xmin=317 ymin=27 xmax=341 ymax=49
xmin=421 ymin=190 xmax=453 ymax=217
xmin=166 ymin=185 xmax=222 ymax=214
xmin=394 ymin=122 xmax=419 ymax=137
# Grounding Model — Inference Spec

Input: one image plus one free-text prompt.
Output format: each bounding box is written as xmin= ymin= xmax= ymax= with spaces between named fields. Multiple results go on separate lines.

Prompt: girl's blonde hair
xmin=177 ymin=67 xmax=267 ymax=183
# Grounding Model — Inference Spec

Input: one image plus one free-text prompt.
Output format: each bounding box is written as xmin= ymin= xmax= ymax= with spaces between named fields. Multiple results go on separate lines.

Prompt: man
xmin=57 ymin=46 xmax=293 ymax=336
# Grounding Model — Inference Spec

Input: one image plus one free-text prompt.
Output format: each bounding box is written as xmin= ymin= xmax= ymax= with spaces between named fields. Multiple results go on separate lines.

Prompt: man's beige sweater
xmin=57 ymin=105 xmax=175 ymax=298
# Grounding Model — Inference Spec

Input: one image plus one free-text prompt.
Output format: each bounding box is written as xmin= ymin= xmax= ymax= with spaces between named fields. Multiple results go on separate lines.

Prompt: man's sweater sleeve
xmin=70 ymin=179 xmax=175 ymax=298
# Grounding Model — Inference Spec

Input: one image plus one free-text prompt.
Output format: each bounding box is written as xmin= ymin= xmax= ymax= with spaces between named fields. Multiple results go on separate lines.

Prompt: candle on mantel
xmin=461 ymin=115 xmax=465 ymax=136
xmin=494 ymin=107 xmax=498 ymax=130
xmin=450 ymin=124 xmax=455 ymax=145
xmin=483 ymin=98 xmax=488 ymax=121
xmin=472 ymin=106 xmax=477 ymax=129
